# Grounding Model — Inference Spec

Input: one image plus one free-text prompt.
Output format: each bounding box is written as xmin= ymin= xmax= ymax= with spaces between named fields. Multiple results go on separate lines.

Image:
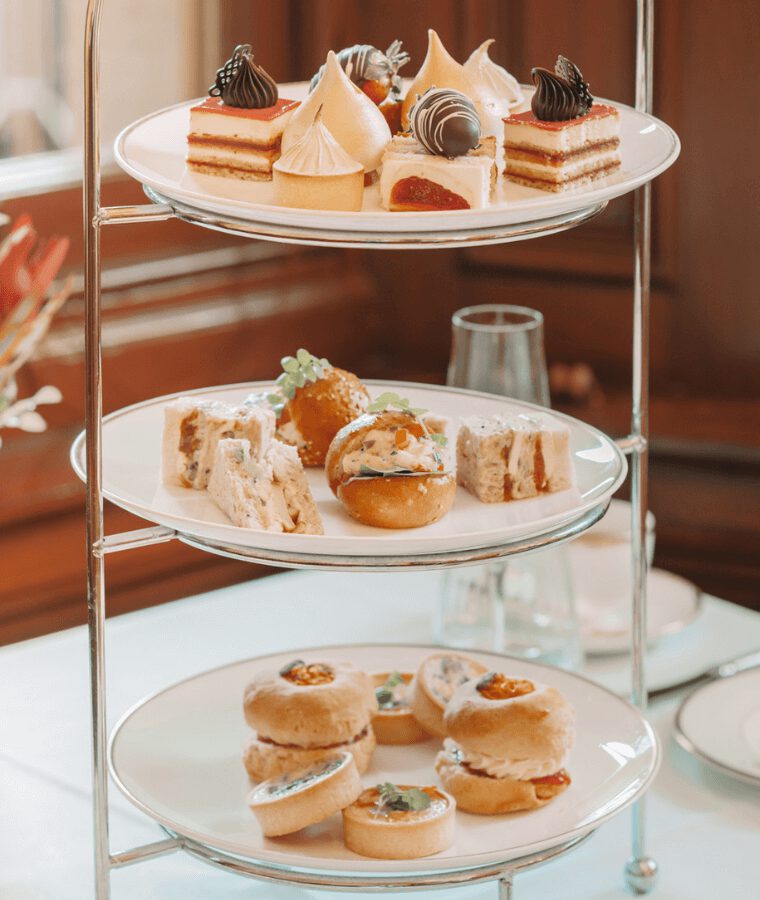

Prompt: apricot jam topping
xmin=279 ymin=660 xmax=334 ymax=686
xmin=476 ymin=673 xmax=535 ymax=701
xmin=530 ymin=769 xmax=571 ymax=786
xmin=391 ymin=176 xmax=470 ymax=211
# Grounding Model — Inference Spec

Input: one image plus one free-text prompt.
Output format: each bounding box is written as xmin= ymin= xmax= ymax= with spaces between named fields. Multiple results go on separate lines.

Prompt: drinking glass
xmin=437 ymin=304 xmax=582 ymax=669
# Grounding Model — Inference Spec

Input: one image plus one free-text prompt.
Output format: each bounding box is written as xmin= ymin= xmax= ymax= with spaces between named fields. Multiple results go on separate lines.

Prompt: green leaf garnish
xmin=278 ymin=659 xmax=305 ymax=676
xmin=377 ymin=783 xmax=431 ymax=813
xmin=375 ymin=671 xmax=405 ymax=708
xmin=367 ymin=392 xmax=426 ymax=417
xmin=430 ymin=432 xmax=448 ymax=447
xmin=264 ymin=350 xmax=332 ymax=418
xmin=357 ymin=463 xmax=415 ymax=478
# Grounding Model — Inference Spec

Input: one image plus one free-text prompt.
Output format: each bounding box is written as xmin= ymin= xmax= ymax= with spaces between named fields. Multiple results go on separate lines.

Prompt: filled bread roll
xmin=409 ymin=652 xmax=489 ymax=739
xmin=243 ymin=727 xmax=375 ymax=782
xmin=325 ymin=409 xmax=455 ymax=529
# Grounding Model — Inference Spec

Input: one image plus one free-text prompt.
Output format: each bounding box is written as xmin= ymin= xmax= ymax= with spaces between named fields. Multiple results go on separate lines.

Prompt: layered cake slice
xmin=187 ymin=44 xmax=299 ymax=181
xmin=162 ymin=397 xmax=275 ymax=490
xmin=380 ymin=88 xmax=496 ymax=211
xmin=457 ymin=412 xmax=573 ymax=502
xmin=504 ymin=56 xmax=621 ymax=192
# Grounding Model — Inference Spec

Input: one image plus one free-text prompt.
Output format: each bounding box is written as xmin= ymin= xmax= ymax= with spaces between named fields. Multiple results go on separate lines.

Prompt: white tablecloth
xmin=1 ymin=570 xmax=760 ymax=899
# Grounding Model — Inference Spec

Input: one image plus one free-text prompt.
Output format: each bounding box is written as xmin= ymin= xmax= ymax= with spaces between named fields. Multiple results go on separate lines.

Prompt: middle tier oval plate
xmin=70 ymin=381 xmax=626 ymax=559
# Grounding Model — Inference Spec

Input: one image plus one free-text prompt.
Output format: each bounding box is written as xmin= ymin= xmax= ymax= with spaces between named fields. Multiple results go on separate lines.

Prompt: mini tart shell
xmin=247 ymin=752 xmax=362 ymax=837
xmin=435 ymin=750 xmax=570 ymax=814
xmin=409 ymin=653 xmax=489 ymax=740
xmin=243 ymin=658 xmax=376 ymax=747
xmin=242 ymin=725 xmax=376 ymax=782
xmin=371 ymin=672 xmax=429 ymax=744
xmin=342 ymin=785 xmax=456 ymax=858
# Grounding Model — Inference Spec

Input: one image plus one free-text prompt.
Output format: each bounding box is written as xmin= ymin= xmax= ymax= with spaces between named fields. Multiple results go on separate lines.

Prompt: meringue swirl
xmin=209 ymin=44 xmax=278 ymax=109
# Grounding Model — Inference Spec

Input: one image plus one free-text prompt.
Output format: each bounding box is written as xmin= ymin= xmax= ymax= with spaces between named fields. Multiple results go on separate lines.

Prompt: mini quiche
xmin=372 ymin=671 xmax=429 ymax=744
xmin=247 ymin=752 xmax=361 ymax=837
xmin=342 ymin=782 xmax=455 ymax=858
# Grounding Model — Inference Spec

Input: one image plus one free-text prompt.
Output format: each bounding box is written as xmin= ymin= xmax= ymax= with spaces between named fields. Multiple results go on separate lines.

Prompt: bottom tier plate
xmin=109 ymin=643 xmax=659 ymax=875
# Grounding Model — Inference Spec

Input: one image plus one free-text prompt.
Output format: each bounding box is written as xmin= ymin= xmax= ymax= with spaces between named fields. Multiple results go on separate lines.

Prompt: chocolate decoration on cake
xmin=209 ymin=44 xmax=278 ymax=109
xmin=310 ymin=41 xmax=410 ymax=98
xmin=531 ymin=56 xmax=594 ymax=121
xmin=409 ymin=88 xmax=481 ymax=159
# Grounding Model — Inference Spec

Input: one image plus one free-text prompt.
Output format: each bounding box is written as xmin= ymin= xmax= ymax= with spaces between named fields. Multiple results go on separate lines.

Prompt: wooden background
xmin=1 ymin=0 xmax=758 ymax=644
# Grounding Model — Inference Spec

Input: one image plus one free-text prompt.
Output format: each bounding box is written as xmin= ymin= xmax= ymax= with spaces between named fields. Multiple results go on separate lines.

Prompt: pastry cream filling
xmin=341 ymin=429 xmax=440 ymax=476
xmin=445 ymin=738 xmax=567 ymax=781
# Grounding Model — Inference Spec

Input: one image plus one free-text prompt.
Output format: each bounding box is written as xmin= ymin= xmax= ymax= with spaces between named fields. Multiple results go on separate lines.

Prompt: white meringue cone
xmin=464 ymin=39 xmax=527 ymax=136
xmin=281 ymin=51 xmax=390 ymax=174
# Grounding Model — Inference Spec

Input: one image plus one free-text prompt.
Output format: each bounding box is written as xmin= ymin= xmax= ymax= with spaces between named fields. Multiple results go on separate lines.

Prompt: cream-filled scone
xmin=372 ymin=671 xmax=429 ymax=745
xmin=273 ymin=109 xmax=364 ymax=211
xmin=325 ymin=394 xmax=455 ymax=530
xmin=162 ymin=397 xmax=275 ymax=490
xmin=247 ymin=752 xmax=362 ymax=837
xmin=409 ymin=652 xmax=489 ymax=739
xmin=282 ymin=51 xmax=391 ymax=178
xmin=382 ymin=88 xmax=497 ymax=212
xmin=187 ymin=44 xmax=299 ymax=181
xmin=457 ymin=412 xmax=573 ymax=503
xmin=463 ymin=39 xmax=527 ymax=136
xmin=504 ymin=56 xmax=621 ymax=192
xmin=243 ymin=658 xmax=376 ymax=781
xmin=435 ymin=672 xmax=575 ymax=814
xmin=343 ymin=783 xmax=455 ymax=859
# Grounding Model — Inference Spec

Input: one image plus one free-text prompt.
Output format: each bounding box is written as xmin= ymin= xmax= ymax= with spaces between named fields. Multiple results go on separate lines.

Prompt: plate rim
xmin=113 ymin=86 xmax=680 ymax=232
xmin=674 ymin=668 xmax=760 ymax=787
xmin=69 ymin=379 xmax=628 ymax=555
xmin=108 ymin=640 xmax=661 ymax=874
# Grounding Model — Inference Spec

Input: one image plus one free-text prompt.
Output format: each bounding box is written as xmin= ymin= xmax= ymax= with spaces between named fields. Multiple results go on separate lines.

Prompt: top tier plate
xmin=114 ymin=82 xmax=679 ymax=248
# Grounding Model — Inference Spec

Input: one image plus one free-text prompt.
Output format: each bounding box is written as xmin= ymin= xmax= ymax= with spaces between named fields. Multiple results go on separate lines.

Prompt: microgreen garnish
xmin=358 ymin=463 xmax=416 ymax=477
xmin=476 ymin=672 xmax=498 ymax=693
xmin=278 ymin=659 xmax=305 ymax=677
xmin=265 ymin=349 xmax=331 ymax=417
xmin=367 ymin=392 xmax=426 ymax=416
xmin=377 ymin=783 xmax=431 ymax=813
xmin=234 ymin=446 xmax=246 ymax=463
xmin=375 ymin=671 xmax=405 ymax=708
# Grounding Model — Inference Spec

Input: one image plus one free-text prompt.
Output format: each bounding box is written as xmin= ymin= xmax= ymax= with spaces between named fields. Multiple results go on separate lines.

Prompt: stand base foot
xmin=624 ymin=856 xmax=658 ymax=894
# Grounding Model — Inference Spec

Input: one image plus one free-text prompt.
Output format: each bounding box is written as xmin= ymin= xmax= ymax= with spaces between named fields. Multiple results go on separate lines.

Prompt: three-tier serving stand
xmin=82 ymin=1 xmax=664 ymax=896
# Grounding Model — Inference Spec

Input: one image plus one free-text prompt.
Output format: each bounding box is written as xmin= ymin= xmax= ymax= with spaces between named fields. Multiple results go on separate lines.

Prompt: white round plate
xmin=114 ymin=83 xmax=679 ymax=234
xmin=675 ymin=669 xmax=760 ymax=787
xmin=109 ymin=643 xmax=659 ymax=873
xmin=577 ymin=568 xmax=703 ymax=656
xmin=69 ymin=381 xmax=626 ymax=558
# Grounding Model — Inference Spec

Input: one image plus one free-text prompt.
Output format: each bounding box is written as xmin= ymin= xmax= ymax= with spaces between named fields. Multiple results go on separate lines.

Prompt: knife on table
xmin=649 ymin=649 xmax=760 ymax=700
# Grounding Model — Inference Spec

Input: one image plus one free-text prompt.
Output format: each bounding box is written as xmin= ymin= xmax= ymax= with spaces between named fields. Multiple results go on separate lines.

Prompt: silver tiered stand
xmin=83 ymin=1 xmax=658 ymax=896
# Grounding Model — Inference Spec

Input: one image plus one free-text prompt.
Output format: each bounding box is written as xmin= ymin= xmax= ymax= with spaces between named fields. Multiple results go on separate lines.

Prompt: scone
xmin=247 ymin=752 xmax=362 ymax=837
xmin=409 ymin=652 xmax=489 ymax=739
xmin=435 ymin=672 xmax=575 ymax=813
xmin=242 ymin=658 xmax=376 ymax=781
xmin=342 ymin=783 xmax=455 ymax=859
xmin=371 ymin=671 xmax=429 ymax=745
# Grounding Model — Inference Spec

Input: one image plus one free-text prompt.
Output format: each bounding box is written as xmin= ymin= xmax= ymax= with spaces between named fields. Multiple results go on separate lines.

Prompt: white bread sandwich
xmin=435 ymin=671 xmax=575 ymax=813
xmin=243 ymin=658 xmax=376 ymax=781
xmin=208 ymin=437 xmax=323 ymax=534
xmin=247 ymin=752 xmax=362 ymax=837
xmin=457 ymin=412 xmax=573 ymax=503
xmin=162 ymin=397 xmax=275 ymax=490
xmin=343 ymin=782 xmax=455 ymax=859
xmin=408 ymin=652 xmax=489 ymax=739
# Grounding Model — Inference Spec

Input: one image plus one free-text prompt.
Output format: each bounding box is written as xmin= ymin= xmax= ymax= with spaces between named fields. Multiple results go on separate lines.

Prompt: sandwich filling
xmin=342 ymin=423 xmax=445 ymax=477
xmin=443 ymin=737 xmax=570 ymax=782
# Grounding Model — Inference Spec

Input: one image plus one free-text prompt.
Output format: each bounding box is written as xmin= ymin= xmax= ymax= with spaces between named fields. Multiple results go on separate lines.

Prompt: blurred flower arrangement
xmin=0 ymin=215 xmax=72 ymax=449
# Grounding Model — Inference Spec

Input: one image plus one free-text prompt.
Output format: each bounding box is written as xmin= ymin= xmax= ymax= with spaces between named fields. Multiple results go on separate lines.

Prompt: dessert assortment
xmin=160 ymin=350 xmax=576 ymax=536
xmin=241 ymin=650 xmax=575 ymax=858
xmin=185 ymin=35 xmax=622 ymax=210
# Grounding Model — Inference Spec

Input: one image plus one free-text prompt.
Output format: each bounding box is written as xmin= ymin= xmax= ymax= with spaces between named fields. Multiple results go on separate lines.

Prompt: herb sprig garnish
xmin=278 ymin=659 xmax=305 ymax=677
xmin=266 ymin=349 xmax=331 ymax=417
xmin=375 ymin=671 xmax=405 ymax=708
xmin=365 ymin=392 xmax=448 ymax=448
xmin=377 ymin=783 xmax=431 ymax=813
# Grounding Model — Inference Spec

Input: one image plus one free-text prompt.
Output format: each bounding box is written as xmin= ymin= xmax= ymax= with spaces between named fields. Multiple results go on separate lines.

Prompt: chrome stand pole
xmin=498 ymin=871 xmax=514 ymax=900
xmin=84 ymin=1 xmax=110 ymax=897
xmin=625 ymin=0 xmax=658 ymax=894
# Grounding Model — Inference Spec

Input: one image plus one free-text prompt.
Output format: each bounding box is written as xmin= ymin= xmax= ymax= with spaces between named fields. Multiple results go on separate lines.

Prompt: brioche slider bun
xmin=409 ymin=652 xmax=489 ymax=739
xmin=247 ymin=752 xmax=362 ymax=837
xmin=325 ymin=409 xmax=455 ymax=530
xmin=244 ymin=659 xmax=376 ymax=748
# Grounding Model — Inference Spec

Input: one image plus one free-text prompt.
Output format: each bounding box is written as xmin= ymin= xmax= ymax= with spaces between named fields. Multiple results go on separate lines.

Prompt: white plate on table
xmin=578 ymin=568 xmax=703 ymax=656
xmin=109 ymin=643 xmax=659 ymax=874
xmin=675 ymin=668 xmax=760 ymax=787
xmin=114 ymin=83 xmax=680 ymax=233
xmin=70 ymin=381 xmax=626 ymax=559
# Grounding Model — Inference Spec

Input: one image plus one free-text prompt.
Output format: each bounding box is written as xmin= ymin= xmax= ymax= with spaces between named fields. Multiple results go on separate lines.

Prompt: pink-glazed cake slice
xmin=503 ymin=103 xmax=621 ymax=192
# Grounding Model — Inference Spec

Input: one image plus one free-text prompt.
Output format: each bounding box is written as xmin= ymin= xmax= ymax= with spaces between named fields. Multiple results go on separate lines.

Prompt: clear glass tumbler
xmin=437 ymin=304 xmax=582 ymax=669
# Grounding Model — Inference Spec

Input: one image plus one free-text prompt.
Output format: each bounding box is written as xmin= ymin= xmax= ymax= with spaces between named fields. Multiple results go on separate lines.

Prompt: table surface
xmin=2 ymin=570 xmax=760 ymax=900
